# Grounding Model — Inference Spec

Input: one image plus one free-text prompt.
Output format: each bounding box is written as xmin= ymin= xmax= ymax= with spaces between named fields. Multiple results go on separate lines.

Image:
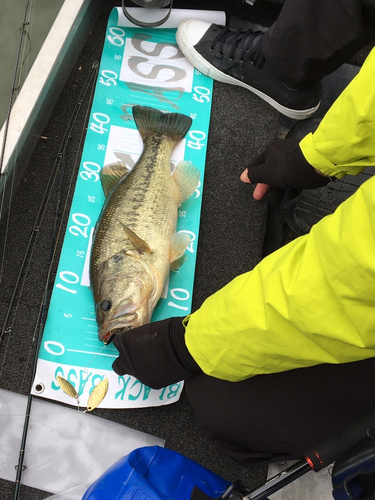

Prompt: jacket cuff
xmin=300 ymin=133 xmax=345 ymax=178
xmin=171 ymin=316 xmax=202 ymax=374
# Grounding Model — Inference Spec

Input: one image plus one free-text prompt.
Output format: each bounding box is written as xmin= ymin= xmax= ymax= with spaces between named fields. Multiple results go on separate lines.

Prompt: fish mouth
xmin=103 ymin=327 xmax=132 ymax=345
xmin=99 ymin=312 xmax=149 ymax=344
xmin=98 ymin=299 xmax=152 ymax=343
xmin=99 ymin=321 xmax=135 ymax=344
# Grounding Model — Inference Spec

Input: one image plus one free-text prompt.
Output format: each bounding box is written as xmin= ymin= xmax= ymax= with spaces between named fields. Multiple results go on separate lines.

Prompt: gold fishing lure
xmin=85 ymin=378 xmax=109 ymax=412
xmin=56 ymin=375 xmax=79 ymax=400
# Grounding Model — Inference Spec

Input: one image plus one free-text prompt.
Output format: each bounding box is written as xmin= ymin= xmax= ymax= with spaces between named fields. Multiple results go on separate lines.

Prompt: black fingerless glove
xmin=112 ymin=317 xmax=201 ymax=389
xmin=247 ymin=138 xmax=332 ymax=190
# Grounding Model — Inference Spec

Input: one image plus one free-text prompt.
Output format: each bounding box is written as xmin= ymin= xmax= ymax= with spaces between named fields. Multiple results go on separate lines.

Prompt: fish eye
xmin=113 ymin=254 xmax=123 ymax=263
xmin=100 ymin=300 xmax=112 ymax=311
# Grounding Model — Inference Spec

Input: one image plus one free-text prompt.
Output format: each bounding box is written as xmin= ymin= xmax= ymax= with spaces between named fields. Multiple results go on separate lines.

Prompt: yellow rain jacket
xmin=184 ymin=47 xmax=375 ymax=382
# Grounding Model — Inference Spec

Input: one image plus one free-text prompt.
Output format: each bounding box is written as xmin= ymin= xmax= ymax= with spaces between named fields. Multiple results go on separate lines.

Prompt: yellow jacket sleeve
xmin=185 ymin=173 xmax=375 ymax=381
xmin=300 ymin=47 xmax=375 ymax=178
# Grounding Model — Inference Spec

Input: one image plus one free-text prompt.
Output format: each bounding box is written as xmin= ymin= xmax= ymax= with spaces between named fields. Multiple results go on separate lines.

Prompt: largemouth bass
xmin=90 ymin=105 xmax=200 ymax=343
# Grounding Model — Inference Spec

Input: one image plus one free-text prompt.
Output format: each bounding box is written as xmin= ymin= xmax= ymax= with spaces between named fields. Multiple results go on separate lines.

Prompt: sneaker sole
xmin=177 ymin=29 xmax=320 ymax=120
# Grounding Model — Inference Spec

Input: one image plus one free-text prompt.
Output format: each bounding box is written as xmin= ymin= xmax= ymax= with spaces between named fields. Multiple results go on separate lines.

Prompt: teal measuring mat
xmin=32 ymin=8 xmax=213 ymax=409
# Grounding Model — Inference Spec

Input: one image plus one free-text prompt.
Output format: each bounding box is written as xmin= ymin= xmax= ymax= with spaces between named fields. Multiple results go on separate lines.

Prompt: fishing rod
xmin=0 ymin=62 xmax=99 ymax=348
xmin=16 ymin=84 xmax=77 ymax=395
xmin=0 ymin=0 xmax=32 ymax=283
xmin=9 ymin=62 xmax=99 ymax=500
xmin=0 ymin=0 xmax=31 ymax=174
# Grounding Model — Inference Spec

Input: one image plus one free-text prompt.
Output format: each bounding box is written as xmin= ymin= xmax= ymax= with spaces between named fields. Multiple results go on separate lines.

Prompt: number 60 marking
xmin=107 ymin=27 xmax=125 ymax=46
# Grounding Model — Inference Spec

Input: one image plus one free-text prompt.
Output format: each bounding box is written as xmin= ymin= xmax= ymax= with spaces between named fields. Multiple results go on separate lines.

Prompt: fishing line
xmin=0 ymin=64 xmax=99 ymax=377
xmin=83 ymin=344 xmax=108 ymax=370
xmin=17 ymin=15 xmax=33 ymax=82
xmin=17 ymin=85 xmax=77 ymax=395
xmin=0 ymin=63 xmax=99 ymax=355
xmin=0 ymin=407 xmax=87 ymax=417
xmin=52 ymin=342 xmax=109 ymax=414
xmin=0 ymin=60 xmax=97 ymax=437
xmin=14 ymin=0 xmax=36 ymax=92
xmin=9 ymin=97 xmax=75 ymax=498
xmin=0 ymin=0 xmax=34 ymax=283
xmin=12 ymin=62 xmax=99 ymax=500
xmin=50 ymin=342 xmax=108 ymax=413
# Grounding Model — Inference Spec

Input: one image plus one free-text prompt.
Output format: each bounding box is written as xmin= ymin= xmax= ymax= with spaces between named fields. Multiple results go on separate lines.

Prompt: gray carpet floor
xmin=0 ymin=0 xmax=370 ymax=498
xmin=0 ymin=2 xmax=279 ymax=498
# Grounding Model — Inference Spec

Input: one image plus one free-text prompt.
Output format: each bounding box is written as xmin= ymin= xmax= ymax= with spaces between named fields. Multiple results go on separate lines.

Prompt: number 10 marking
xmin=168 ymin=288 xmax=190 ymax=311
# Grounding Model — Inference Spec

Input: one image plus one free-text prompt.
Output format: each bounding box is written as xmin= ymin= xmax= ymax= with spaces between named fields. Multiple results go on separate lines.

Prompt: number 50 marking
xmin=192 ymin=86 xmax=210 ymax=103
xmin=99 ymin=69 xmax=118 ymax=86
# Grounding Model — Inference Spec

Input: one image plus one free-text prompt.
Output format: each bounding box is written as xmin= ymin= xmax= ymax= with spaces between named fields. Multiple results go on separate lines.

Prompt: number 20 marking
xmin=69 ymin=213 xmax=91 ymax=238
xmin=177 ymin=230 xmax=196 ymax=253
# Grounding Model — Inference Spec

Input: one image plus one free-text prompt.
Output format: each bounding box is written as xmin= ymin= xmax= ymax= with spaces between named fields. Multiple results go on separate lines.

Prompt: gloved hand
xmin=241 ymin=138 xmax=332 ymax=204
xmin=112 ymin=316 xmax=202 ymax=389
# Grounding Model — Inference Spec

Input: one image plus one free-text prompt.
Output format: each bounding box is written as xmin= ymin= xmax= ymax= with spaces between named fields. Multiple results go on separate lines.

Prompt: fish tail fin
xmin=132 ymin=106 xmax=192 ymax=143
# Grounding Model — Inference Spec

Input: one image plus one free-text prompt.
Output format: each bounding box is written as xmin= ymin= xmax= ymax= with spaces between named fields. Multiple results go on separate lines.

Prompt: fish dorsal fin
xmin=100 ymin=162 xmax=132 ymax=197
xmin=170 ymin=232 xmax=191 ymax=269
xmin=172 ymin=161 xmax=200 ymax=203
xmin=120 ymin=222 xmax=153 ymax=254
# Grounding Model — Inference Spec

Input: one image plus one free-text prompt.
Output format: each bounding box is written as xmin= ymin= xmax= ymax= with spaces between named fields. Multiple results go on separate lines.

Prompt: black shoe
xmin=176 ymin=19 xmax=321 ymax=120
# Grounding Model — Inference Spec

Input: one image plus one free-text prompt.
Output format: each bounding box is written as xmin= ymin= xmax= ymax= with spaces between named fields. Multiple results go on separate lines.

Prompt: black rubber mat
xmin=263 ymin=62 xmax=375 ymax=253
xmin=283 ymin=167 xmax=375 ymax=237
xmin=1 ymin=2 xmax=373 ymax=499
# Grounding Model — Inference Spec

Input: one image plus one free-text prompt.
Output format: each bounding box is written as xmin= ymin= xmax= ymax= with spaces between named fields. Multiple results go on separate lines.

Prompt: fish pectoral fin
xmin=120 ymin=223 xmax=153 ymax=254
xmin=170 ymin=232 xmax=191 ymax=269
xmin=170 ymin=254 xmax=188 ymax=271
xmin=100 ymin=161 xmax=132 ymax=197
xmin=172 ymin=161 xmax=200 ymax=203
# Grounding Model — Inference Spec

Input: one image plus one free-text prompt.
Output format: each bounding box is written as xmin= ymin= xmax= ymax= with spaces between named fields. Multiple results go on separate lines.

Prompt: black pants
xmin=183 ymin=0 xmax=375 ymax=467
xmin=262 ymin=0 xmax=375 ymax=88
xmin=185 ymin=357 xmax=375 ymax=464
